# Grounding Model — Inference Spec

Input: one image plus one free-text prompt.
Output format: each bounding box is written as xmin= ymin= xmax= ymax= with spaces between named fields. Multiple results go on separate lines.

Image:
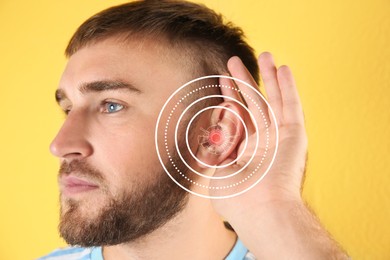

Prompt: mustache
xmin=59 ymin=160 xmax=105 ymax=183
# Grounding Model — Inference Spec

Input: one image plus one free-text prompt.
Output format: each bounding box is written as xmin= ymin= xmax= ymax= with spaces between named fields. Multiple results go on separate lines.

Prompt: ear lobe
xmin=195 ymin=101 xmax=244 ymax=168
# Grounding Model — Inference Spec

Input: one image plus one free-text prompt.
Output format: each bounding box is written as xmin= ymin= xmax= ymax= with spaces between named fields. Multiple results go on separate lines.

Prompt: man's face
xmin=50 ymin=37 xmax=197 ymax=246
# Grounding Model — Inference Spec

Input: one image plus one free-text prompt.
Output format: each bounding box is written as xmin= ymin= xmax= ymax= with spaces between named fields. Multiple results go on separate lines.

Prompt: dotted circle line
xmin=164 ymin=84 xmax=270 ymax=190
xmin=165 ymin=84 xmax=269 ymax=189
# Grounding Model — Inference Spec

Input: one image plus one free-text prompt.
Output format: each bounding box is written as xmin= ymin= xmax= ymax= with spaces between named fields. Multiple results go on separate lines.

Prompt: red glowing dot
xmin=209 ymin=129 xmax=224 ymax=145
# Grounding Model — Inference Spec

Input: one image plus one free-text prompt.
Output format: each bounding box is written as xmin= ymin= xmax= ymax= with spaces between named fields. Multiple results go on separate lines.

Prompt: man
xmin=40 ymin=0 xmax=349 ymax=259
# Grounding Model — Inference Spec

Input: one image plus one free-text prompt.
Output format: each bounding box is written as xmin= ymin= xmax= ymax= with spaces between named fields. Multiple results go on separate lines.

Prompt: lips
xmin=60 ymin=175 xmax=99 ymax=196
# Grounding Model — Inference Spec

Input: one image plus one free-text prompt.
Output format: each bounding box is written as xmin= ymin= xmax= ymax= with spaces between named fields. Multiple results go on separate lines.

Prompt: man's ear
xmin=195 ymin=101 xmax=244 ymax=168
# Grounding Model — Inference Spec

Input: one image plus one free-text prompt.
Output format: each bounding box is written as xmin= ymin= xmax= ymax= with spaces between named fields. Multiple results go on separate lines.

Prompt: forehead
xmin=59 ymin=37 xmax=193 ymax=99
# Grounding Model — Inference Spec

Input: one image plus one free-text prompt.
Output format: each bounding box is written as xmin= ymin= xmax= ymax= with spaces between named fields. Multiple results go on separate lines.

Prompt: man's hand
xmin=211 ymin=52 xmax=307 ymax=216
xmin=211 ymin=52 xmax=349 ymax=259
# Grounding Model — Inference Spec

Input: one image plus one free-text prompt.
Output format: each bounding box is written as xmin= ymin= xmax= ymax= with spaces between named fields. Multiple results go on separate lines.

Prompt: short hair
xmin=65 ymin=0 xmax=259 ymax=84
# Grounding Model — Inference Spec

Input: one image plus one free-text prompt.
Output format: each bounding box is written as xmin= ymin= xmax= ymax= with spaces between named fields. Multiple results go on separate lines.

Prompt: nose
xmin=50 ymin=111 xmax=93 ymax=160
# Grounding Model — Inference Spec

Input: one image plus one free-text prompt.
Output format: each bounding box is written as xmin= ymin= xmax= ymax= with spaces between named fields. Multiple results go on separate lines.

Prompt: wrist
xmin=227 ymin=197 xmax=305 ymax=226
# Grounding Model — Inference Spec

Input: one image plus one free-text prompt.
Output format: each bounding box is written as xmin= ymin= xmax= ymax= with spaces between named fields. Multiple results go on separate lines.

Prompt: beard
xmin=58 ymin=152 xmax=192 ymax=247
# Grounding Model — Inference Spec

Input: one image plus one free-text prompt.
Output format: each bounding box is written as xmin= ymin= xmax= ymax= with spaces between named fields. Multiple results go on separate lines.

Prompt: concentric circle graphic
xmin=184 ymin=105 xmax=249 ymax=170
xmin=175 ymin=99 xmax=255 ymax=179
xmin=155 ymin=75 xmax=279 ymax=199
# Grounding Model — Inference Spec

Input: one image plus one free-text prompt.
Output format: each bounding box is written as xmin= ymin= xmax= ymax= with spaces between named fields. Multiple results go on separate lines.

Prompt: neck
xmin=103 ymin=194 xmax=236 ymax=260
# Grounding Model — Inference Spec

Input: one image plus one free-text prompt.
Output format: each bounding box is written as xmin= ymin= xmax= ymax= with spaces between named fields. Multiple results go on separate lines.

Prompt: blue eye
xmin=103 ymin=102 xmax=124 ymax=113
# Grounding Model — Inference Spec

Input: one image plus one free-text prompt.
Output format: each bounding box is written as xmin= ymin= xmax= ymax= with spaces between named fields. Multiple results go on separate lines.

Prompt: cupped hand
xmin=211 ymin=52 xmax=308 ymax=220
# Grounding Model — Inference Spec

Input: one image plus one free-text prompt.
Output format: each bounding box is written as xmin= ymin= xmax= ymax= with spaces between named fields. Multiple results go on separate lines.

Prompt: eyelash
xmin=64 ymin=108 xmax=71 ymax=115
xmin=62 ymin=101 xmax=126 ymax=115
xmin=101 ymin=101 xmax=125 ymax=114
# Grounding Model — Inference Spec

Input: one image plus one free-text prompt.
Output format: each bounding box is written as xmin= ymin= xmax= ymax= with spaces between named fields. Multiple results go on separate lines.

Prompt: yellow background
xmin=0 ymin=0 xmax=389 ymax=259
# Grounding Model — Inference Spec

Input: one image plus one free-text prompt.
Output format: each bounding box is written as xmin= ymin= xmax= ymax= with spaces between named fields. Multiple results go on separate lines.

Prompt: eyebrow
xmin=55 ymin=80 xmax=141 ymax=104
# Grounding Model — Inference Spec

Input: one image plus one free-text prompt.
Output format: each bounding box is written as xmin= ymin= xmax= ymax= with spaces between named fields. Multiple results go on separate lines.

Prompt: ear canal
xmin=198 ymin=123 xmax=229 ymax=155
xmin=194 ymin=102 xmax=244 ymax=168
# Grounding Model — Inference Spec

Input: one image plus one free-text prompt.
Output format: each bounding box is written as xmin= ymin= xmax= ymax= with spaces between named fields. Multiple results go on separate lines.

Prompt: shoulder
xmin=37 ymin=246 xmax=102 ymax=260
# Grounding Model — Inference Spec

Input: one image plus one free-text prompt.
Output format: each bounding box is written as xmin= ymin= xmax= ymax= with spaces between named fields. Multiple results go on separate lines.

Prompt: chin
xmin=61 ymin=195 xmax=107 ymax=219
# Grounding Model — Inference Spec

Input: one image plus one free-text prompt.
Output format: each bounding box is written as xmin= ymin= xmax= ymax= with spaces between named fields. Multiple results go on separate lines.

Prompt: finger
xmin=227 ymin=56 xmax=271 ymax=128
xmin=276 ymin=65 xmax=305 ymax=125
xmin=258 ymin=52 xmax=283 ymax=126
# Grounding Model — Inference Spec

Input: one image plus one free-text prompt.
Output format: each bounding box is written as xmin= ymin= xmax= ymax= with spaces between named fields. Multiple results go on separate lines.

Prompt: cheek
xmin=93 ymin=123 xmax=161 ymax=187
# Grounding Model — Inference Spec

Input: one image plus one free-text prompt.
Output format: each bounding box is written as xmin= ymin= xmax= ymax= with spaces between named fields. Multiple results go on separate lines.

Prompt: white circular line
xmin=164 ymin=87 xmax=264 ymax=189
xmin=169 ymin=92 xmax=258 ymax=179
xmin=184 ymin=105 xmax=248 ymax=169
xmin=178 ymin=105 xmax=248 ymax=178
xmin=155 ymin=75 xmax=279 ymax=199
xmin=167 ymin=86 xmax=269 ymax=188
xmin=168 ymin=89 xmax=264 ymax=187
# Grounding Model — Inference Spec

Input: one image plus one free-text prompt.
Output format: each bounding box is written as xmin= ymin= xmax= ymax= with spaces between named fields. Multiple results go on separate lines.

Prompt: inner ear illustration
xmin=191 ymin=103 xmax=246 ymax=168
xmin=197 ymin=120 xmax=237 ymax=156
